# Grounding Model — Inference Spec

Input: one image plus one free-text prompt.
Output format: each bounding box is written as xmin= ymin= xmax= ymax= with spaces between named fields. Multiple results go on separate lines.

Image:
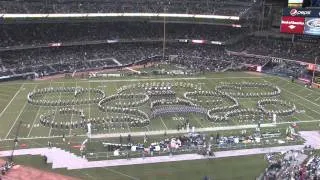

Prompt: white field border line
xmin=0 ymin=76 xmax=267 ymax=87
xmin=0 ymin=83 xmax=24 ymax=119
xmin=102 ymin=167 xmax=140 ymax=180
xmin=315 ymin=97 xmax=320 ymax=101
xmin=48 ymin=82 xmax=64 ymax=137
xmin=4 ymin=85 xmax=37 ymax=139
xmin=88 ymin=76 xmax=264 ymax=83
xmin=2 ymin=119 xmax=320 ymax=141
xmin=159 ymin=116 xmax=168 ymax=130
xmin=27 ymin=81 xmax=53 ymax=137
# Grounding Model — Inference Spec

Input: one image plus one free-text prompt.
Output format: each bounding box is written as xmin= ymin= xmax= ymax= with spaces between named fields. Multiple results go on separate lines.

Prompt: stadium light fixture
xmin=1 ymin=13 xmax=240 ymax=21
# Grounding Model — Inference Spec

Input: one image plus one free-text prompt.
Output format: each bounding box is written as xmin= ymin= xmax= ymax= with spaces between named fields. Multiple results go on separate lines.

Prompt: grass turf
xmin=1 ymin=72 xmax=320 ymax=139
xmin=12 ymin=154 xmax=267 ymax=180
xmin=0 ymin=71 xmax=320 ymax=179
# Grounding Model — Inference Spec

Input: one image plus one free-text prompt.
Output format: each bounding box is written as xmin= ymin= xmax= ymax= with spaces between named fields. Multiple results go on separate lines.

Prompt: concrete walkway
xmin=0 ymin=131 xmax=318 ymax=170
xmin=0 ymin=145 xmax=305 ymax=170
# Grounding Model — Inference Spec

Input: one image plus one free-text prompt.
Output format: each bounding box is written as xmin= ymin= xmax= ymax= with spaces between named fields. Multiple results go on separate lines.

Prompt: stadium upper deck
xmin=0 ymin=0 xmax=255 ymax=15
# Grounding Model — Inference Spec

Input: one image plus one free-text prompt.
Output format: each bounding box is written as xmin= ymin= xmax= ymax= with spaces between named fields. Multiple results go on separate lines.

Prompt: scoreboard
xmin=280 ymin=8 xmax=320 ymax=36
xmin=288 ymin=0 xmax=304 ymax=7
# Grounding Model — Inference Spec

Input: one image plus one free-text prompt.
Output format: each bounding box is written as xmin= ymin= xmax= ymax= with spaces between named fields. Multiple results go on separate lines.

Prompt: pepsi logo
xmin=290 ymin=9 xmax=298 ymax=16
xmin=289 ymin=9 xmax=311 ymax=16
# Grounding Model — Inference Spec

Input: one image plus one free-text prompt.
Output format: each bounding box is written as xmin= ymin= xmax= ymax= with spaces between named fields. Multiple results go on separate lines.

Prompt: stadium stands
xmin=0 ymin=22 xmax=249 ymax=48
xmin=0 ymin=0 xmax=254 ymax=15
xmin=229 ymin=36 xmax=320 ymax=63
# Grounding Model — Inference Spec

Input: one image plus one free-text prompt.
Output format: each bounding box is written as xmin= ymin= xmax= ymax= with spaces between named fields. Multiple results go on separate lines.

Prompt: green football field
xmin=13 ymin=154 xmax=268 ymax=180
xmin=0 ymin=72 xmax=320 ymax=142
xmin=0 ymin=71 xmax=320 ymax=179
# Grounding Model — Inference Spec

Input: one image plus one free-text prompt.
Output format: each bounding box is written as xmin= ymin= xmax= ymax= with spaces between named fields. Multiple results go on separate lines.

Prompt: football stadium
xmin=0 ymin=0 xmax=320 ymax=179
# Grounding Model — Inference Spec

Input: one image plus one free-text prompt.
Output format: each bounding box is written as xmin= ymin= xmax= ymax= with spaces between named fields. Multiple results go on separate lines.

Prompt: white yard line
xmin=284 ymin=89 xmax=320 ymax=108
xmin=27 ymin=106 xmax=42 ymax=137
xmin=316 ymin=97 xmax=320 ymax=101
xmin=145 ymin=125 xmax=150 ymax=134
xmin=0 ymin=83 xmax=24 ymax=119
xmin=89 ymin=81 xmax=91 ymax=118
xmin=174 ymin=113 xmax=184 ymax=125
xmin=278 ymin=76 xmax=320 ymax=94
xmin=48 ymin=82 xmax=64 ymax=137
xmin=27 ymin=82 xmax=53 ymax=137
xmin=296 ymin=102 xmax=320 ymax=117
xmin=5 ymin=85 xmax=37 ymax=139
xmin=265 ymin=79 xmax=320 ymax=110
xmin=126 ymin=122 xmax=131 ymax=133
xmin=68 ymin=81 xmax=78 ymax=138
xmin=159 ymin=116 xmax=168 ymax=130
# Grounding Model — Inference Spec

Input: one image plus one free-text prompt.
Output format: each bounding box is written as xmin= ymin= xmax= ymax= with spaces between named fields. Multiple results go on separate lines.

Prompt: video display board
xmin=288 ymin=0 xmax=303 ymax=7
xmin=281 ymin=8 xmax=320 ymax=36
xmin=304 ymin=18 xmax=320 ymax=35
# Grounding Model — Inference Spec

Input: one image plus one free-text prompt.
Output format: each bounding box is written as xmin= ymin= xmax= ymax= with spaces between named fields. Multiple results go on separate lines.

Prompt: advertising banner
xmin=283 ymin=8 xmax=320 ymax=17
xmin=280 ymin=16 xmax=305 ymax=34
xmin=304 ymin=18 xmax=320 ymax=35
xmin=307 ymin=63 xmax=320 ymax=71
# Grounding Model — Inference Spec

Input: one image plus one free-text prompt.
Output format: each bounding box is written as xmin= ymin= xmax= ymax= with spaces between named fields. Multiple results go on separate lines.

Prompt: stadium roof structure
xmin=0 ymin=13 xmax=240 ymax=21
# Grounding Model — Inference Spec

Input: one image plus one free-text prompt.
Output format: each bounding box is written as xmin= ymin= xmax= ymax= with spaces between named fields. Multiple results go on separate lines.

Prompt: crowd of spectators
xmin=170 ymin=47 xmax=270 ymax=72
xmin=263 ymin=60 xmax=308 ymax=78
xmin=262 ymin=149 xmax=309 ymax=180
xmin=0 ymin=43 xmax=163 ymax=75
xmin=0 ymin=22 xmax=249 ymax=48
xmin=168 ymin=45 xmax=230 ymax=71
xmin=304 ymin=154 xmax=320 ymax=179
xmin=0 ymin=42 xmax=284 ymax=77
xmin=0 ymin=0 xmax=255 ymax=15
xmin=229 ymin=36 xmax=320 ymax=63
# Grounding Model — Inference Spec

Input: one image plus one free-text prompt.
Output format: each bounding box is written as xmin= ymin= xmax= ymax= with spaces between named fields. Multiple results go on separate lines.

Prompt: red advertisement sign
xmin=280 ymin=16 xmax=305 ymax=34
xmin=308 ymin=63 xmax=316 ymax=71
